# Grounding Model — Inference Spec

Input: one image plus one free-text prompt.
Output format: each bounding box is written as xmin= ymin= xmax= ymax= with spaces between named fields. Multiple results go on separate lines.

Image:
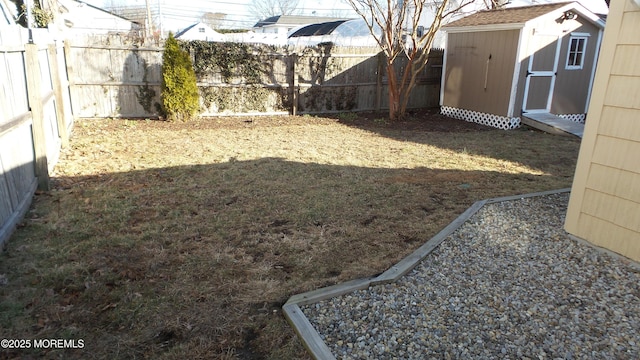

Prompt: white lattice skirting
xmin=557 ymin=113 xmax=586 ymax=124
xmin=441 ymin=106 xmax=521 ymax=130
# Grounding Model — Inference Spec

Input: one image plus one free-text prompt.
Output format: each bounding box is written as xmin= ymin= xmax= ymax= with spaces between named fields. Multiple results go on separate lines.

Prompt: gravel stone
xmin=301 ymin=193 xmax=640 ymax=359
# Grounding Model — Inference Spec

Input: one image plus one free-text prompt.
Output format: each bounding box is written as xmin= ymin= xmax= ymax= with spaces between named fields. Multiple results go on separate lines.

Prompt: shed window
xmin=566 ymin=36 xmax=587 ymax=70
xmin=199 ymin=27 xmax=205 ymax=33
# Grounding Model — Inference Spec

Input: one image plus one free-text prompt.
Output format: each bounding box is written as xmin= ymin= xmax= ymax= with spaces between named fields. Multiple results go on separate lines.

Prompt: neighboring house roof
xmin=175 ymin=22 xmax=225 ymax=41
xmin=61 ymin=0 xmax=140 ymax=25
xmin=0 ymin=0 xmax=25 ymax=45
xmin=104 ymin=5 xmax=148 ymax=28
xmin=253 ymin=15 xmax=279 ymax=28
xmin=0 ymin=0 xmax=16 ymax=26
xmin=287 ymin=19 xmax=379 ymax=47
xmin=53 ymin=0 xmax=140 ymax=34
xmin=174 ymin=23 xmax=199 ymax=37
xmin=288 ymin=20 xmax=349 ymax=37
xmin=444 ymin=1 xmax=604 ymax=31
xmin=253 ymin=15 xmax=347 ymax=28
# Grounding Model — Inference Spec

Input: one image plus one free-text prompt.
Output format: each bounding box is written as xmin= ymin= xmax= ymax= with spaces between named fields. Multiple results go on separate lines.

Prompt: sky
xmin=80 ymin=0 xmax=358 ymax=31
xmin=80 ymin=0 xmax=609 ymax=33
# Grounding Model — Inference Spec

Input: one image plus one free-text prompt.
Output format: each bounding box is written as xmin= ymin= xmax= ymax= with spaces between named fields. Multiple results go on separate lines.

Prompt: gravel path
xmin=301 ymin=193 xmax=640 ymax=359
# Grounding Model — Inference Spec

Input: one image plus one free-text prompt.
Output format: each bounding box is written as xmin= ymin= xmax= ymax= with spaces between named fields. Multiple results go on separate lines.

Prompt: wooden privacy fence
xmin=1 ymin=35 xmax=441 ymax=246
xmin=65 ymin=37 xmax=444 ymax=118
xmin=0 ymin=33 xmax=73 ymax=247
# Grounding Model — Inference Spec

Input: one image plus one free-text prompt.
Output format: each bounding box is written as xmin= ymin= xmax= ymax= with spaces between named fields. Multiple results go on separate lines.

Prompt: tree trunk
xmin=387 ymin=62 xmax=402 ymax=121
xmin=346 ymin=0 xmax=456 ymax=122
xmin=396 ymin=48 xmax=434 ymax=121
xmin=387 ymin=50 xmax=423 ymax=121
xmin=398 ymin=57 xmax=417 ymax=120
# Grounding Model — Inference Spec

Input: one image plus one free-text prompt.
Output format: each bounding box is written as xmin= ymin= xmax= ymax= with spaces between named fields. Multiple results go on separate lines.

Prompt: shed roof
xmin=444 ymin=2 xmax=571 ymax=28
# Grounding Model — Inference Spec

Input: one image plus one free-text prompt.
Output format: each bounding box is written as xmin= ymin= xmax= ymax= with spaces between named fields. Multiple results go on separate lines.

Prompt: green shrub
xmin=161 ymin=33 xmax=200 ymax=121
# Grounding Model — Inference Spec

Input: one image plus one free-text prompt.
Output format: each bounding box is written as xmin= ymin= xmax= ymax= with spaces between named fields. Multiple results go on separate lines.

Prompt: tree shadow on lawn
xmin=324 ymin=108 xmax=581 ymax=176
xmin=2 ymin=156 xmax=576 ymax=359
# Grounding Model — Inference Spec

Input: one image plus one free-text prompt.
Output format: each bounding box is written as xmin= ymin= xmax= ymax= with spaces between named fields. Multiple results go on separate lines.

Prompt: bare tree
xmin=482 ymin=0 xmax=508 ymax=9
xmin=201 ymin=12 xmax=226 ymax=29
xmin=345 ymin=0 xmax=475 ymax=121
xmin=324 ymin=8 xmax=355 ymax=18
xmin=250 ymin=0 xmax=302 ymax=19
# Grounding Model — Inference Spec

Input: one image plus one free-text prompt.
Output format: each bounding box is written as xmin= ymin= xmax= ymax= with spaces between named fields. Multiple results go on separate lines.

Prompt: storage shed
xmin=440 ymin=2 xmax=605 ymax=129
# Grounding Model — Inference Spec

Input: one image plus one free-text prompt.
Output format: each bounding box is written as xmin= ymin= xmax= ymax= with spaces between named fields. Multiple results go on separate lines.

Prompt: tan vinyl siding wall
xmin=513 ymin=17 xmax=599 ymax=116
xmin=552 ymin=23 xmax=600 ymax=115
xmin=443 ymin=30 xmax=519 ymax=116
xmin=565 ymin=0 xmax=640 ymax=262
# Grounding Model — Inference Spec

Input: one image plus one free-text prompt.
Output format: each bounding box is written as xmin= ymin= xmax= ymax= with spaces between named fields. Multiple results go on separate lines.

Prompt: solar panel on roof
xmin=288 ymin=20 xmax=348 ymax=37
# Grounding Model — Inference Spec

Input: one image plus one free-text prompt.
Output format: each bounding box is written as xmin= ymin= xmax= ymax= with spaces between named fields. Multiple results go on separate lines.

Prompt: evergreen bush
xmin=161 ymin=33 xmax=200 ymax=121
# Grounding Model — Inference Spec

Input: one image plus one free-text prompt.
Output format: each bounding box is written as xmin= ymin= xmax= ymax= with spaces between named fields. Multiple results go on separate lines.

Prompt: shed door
xmin=522 ymin=32 xmax=562 ymax=113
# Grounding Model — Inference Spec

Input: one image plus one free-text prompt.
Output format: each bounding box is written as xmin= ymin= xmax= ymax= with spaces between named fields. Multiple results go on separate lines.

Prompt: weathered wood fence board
xmin=65 ymin=43 xmax=164 ymax=118
xmin=0 ymin=124 xmax=38 ymax=246
xmin=0 ymin=29 xmax=73 ymax=247
xmin=65 ymin=37 xmax=444 ymax=118
xmin=2 ymin=34 xmax=440 ymax=246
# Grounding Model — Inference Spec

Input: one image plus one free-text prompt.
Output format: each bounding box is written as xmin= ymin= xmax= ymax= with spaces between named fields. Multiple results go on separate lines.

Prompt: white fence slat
xmin=1 ymin=37 xmax=70 ymax=247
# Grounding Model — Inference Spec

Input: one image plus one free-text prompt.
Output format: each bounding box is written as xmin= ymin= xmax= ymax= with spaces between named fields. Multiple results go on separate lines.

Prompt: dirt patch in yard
xmin=0 ymin=109 xmax=579 ymax=359
xmin=336 ymin=107 xmax=493 ymax=132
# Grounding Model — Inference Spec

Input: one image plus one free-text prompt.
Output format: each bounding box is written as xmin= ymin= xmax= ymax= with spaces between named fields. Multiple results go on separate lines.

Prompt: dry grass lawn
xmin=0 ymin=110 xmax=580 ymax=359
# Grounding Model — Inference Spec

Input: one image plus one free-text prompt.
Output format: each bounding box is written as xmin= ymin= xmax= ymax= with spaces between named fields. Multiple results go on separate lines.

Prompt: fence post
xmin=63 ymin=41 xmax=77 ymax=119
xmin=291 ymin=53 xmax=298 ymax=116
xmin=376 ymin=52 xmax=384 ymax=111
xmin=25 ymin=43 xmax=50 ymax=191
xmin=48 ymin=43 xmax=69 ymax=148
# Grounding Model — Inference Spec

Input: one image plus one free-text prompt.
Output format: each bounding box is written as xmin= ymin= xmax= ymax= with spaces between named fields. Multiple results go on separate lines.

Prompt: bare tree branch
xmin=201 ymin=12 xmax=226 ymax=29
xmin=250 ymin=0 xmax=302 ymax=20
xmin=345 ymin=0 xmax=480 ymax=120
